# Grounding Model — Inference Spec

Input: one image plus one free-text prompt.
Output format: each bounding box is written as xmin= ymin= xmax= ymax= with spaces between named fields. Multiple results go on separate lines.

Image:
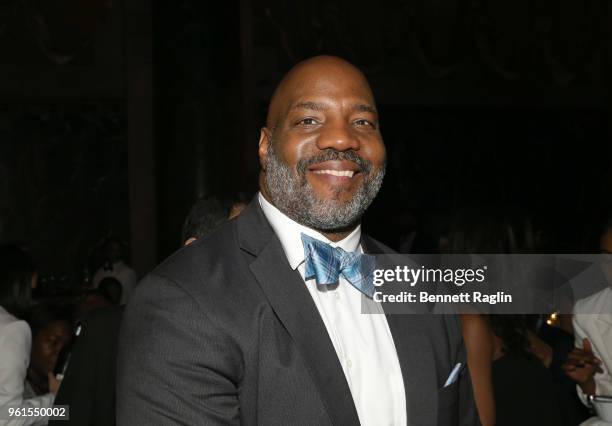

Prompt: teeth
xmin=313 ymin=170 xmax=355 ymax=177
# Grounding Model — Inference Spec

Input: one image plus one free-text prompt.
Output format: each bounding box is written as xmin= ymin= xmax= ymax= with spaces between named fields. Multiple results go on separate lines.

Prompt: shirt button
xmin=346 ymin=359 xmax=352 ymax=369
xmin=335 ymin=293 xmax=341 ymax=300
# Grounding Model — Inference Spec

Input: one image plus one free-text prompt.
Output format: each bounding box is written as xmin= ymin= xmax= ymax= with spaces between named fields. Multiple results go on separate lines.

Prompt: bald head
xmin=266 ymin=55 xmax=376 ymax=130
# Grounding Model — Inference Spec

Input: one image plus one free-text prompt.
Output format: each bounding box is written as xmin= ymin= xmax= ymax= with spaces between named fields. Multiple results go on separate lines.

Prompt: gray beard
xmin=264 ymin=142 xmax=385 ymax=232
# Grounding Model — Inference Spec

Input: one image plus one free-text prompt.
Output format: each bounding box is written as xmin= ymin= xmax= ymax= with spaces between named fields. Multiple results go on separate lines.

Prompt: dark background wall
xmin=0 ymin=0 xmax=128 ymax=280
xmin=0 ymin=0 xmax=609 ymax=282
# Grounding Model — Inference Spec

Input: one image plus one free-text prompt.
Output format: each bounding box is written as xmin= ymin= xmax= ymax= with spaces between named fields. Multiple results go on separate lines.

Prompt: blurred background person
xmin=92 ymin=237 xmax=137 ymax=305
xmin=448 ymin=213 xmax=497 ymax=426
xmin=527 ymin=313 xmax=590 ymax=425
xmin=449 ymin=207 xmax=585 ymax=426
xmin=50 ymin=195 xmax=239 ymax=426
xmin=458 ymin=313 xmax=496 ymax=426
xmin=448 ymin=207 xmax=525 ymax=426
xmin=24 ymin=305 xmax=73 ymax=397
xmin=223 ymin=193 xmax=249 ymax=220
xmin=564 ymin=217 xmax=612 ymax=408
xmin=181 ymin=196 xmax=228 ymax=245
xmin=0 ymin=244 xmax=60 ymax=425
xmin=181 ymin=193 xmax=250 ymax=245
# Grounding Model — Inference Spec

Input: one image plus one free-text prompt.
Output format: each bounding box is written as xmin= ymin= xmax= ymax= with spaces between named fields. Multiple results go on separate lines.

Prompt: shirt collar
xmin=258 ymin=192 xmax=361 ymax=270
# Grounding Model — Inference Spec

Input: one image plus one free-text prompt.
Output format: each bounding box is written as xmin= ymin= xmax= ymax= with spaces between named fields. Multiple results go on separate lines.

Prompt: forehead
xmin=284 ymin=69 xmax=375 ymax=106
xmin=267 ymin=59 xmax=378 ymax=127
xmin=38 ymin=320 xmax=70 ymax=338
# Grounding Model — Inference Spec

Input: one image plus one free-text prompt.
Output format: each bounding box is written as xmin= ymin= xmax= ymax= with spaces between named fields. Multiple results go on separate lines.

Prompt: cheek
xmin=361 ymin=138 xmax=386 ymax=169
xmin=41 ymin=341 xmax=57 ymax=358
xmin=276 ymin=134 xmax=315 ymax=169
xmin=42 ymin=335 xmax=66 ymax=358
xmin=30 ymin=341 xmax=50 ymax=370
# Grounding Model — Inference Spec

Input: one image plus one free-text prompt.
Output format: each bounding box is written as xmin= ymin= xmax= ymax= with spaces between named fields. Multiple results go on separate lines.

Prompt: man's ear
xmin=258 ymin=127 xmax=272 ymax=170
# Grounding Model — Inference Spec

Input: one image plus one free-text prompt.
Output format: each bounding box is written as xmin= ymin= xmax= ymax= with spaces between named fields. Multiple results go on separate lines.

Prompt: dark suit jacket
xmin=50 ymin=306 xmax=124 ymax=426
xmin=117 ymin=200 xmax=480 ymax=425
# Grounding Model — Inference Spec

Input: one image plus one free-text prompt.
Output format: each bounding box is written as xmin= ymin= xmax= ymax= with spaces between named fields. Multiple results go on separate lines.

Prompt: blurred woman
xmin=449 ymin=208 xmax=563 ymax=426
xmin=448 ymin=207 xmax=519 ymax=426
xmin=0 ymin=244 xmax=61 ymax=425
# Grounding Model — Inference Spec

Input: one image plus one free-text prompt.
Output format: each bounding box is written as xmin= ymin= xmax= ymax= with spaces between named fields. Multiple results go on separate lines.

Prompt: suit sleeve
xmin=447 ymin=315 xmax=482 ymax=426
xmin=116 ymin=273 xmax=242 ymax=426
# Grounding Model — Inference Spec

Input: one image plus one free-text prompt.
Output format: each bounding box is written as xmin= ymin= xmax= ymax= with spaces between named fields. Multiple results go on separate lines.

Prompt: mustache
xmin=296 ymin=150 xmax=373 ymax=175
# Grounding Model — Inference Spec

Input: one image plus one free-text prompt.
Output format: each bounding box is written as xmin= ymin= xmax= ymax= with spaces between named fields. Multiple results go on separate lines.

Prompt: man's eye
xmin=297 ymin=118 xmax=319 ymax=126
xmin=354 ymin=119 xmax=375 ymax=127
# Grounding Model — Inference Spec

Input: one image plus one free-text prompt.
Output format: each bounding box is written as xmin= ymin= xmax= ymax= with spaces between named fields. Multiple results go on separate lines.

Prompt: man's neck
xmin=258 ymin=190 xmax=358 ymax=243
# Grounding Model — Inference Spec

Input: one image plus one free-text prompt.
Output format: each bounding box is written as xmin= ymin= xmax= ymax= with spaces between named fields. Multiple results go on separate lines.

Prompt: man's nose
xmin=316 ymin=122 xmax=360 ymax=151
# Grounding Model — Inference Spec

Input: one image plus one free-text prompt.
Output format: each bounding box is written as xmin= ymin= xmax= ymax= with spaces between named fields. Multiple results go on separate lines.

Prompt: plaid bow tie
xmin=300 ymin=233 xmax=376 ymax=298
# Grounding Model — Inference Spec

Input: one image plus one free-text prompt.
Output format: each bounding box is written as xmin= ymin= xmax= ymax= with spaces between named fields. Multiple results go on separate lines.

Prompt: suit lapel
xmin=385 ymin=314 xmax=438 ymax=426
xmin=362 ymin=236 xmax=438 ymax=426
xmin=238 ymin=200 xmax=361 ymax=426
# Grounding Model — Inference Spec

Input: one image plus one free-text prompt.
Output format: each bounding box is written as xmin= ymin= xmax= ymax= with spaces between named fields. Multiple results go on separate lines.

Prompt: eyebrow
xmin=351 ymin=103 xmax=378 ymax=114
xmin=291 ymin=101 xmax=377 ymax=114
xmin=292 ymin=101 xmax=328 ymax=112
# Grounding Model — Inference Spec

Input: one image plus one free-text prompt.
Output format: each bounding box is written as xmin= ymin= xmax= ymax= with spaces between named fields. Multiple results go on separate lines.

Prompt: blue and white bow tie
xmin=300 ymin=233 xmax=376 ymax=298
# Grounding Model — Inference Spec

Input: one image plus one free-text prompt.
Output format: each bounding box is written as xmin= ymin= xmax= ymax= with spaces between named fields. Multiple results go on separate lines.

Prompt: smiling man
xmin=117 ymin=56 xmax=479 ymax=426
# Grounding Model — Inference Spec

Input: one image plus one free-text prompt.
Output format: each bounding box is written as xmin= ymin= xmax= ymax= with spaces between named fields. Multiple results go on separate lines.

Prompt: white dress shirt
xmin=0 ymin=306 xmax=54 ymax=426
xmin=259 ymin=193 xmax=407 ymax=426
xmin=573 ymin=287 xmax=612 ymax=406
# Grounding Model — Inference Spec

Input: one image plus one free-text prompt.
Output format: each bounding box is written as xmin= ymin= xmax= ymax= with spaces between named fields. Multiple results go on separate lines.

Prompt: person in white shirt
xmin=0 ymin=245 xmax=60 ymax=426
xmin=92 ymin=237 xmax=137 ymax=306
xmin=563 ymin=221 xmax=612 ymax=405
